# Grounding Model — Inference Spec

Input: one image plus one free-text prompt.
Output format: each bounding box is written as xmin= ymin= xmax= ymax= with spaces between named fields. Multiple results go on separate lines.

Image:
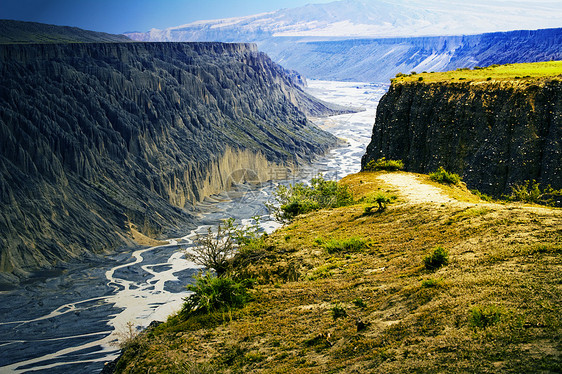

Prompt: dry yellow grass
xmin=115 ymin=172 xmax=561 ymax=373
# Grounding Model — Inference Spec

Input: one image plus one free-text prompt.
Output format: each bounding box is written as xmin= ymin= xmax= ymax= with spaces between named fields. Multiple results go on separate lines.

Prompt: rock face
xmin=0 ymin=42 xmax=337 ymax=283
xmin=362 ymin=79 xmax=562 ymax=196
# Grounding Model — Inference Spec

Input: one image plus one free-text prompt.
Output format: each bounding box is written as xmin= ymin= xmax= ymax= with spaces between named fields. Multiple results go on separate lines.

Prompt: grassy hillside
xmin=113 ymin=171 xmax=561 ymax=373
xmin=0 ymin=19 xmax=132 ymax=44
xmin=393 ymin=60 xmax=562 ymax=83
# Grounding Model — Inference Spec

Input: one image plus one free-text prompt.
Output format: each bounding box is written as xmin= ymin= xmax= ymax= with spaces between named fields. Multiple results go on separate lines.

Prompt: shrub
xmin=324 ymin=237 xmax=367 ymax=254
xmin=508 ymin=180 xmax=562 ymax=206
xmin=421 ymin=278 xmax=444 ymax=288
xmin=267 ymin=175 xmax=353 ymax=222
xmin=418 ymin=76 xmax=424 ymax=81
xmin=181 ymin=272 xmax=251 ymax=317
xmin=469 ymin=305 xmax=504 ymax=328
xmin=429 ymin=166 xmax=461 ymax=185
xmin=183 ymin=218 xmax=239 ymax=276
xmin=363 ymin=192 xmax=396 ymax=213
xmin=471 ymin=189 xmax=494 ymax=202
xmin=331 ymin=303 xmax=347 ymax=320
xmin=352 ymin=298 xmax=367 ymax=308
xmin=364 ymin=157 xmax=404 ymax=171
xmin=114 ymin=321 xmax=143 ymax=350
xmin=424 ymin=246 xmax=449 ymax=270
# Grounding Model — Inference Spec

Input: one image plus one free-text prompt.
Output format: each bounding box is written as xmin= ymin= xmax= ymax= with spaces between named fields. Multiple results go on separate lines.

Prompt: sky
xmin=0 ymin=0 xmax=335 ymax=34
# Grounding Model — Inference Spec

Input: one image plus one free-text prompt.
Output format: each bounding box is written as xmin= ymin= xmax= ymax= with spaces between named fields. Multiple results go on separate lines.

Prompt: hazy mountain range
xmin=125 ymin=0 xmax=562 ymax=81
xmin=126 ymin=0 xmax=562 ymax=41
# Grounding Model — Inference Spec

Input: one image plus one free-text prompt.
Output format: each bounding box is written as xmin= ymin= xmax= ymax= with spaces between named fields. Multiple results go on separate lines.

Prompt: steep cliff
xmin=0 ymin=42 xmax=338 ymax=283
xmin=362 ymin=76 xmax=562 ymax=197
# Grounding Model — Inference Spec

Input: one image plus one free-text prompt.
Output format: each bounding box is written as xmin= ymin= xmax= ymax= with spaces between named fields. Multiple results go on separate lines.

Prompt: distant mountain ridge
xmin=0 ymin=19 xmax=132 ymax=44
xmin=267 ymin=28 xmax=562 ymax=82
xmin=125 ymin=0 xmax=562 ymax=82
xmin=126 ymin=0 xmax=562 ymax=41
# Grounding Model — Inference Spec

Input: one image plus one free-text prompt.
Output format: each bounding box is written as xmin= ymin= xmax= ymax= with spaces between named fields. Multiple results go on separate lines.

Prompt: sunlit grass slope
xmin=393 ymin=60 xmax=562 ymax=83
xmin=114 ymin=171 xmax=561 ymax=373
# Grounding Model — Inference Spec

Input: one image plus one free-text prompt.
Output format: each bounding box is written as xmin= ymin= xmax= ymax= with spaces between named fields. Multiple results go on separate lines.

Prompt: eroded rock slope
xmin=0 ymin=42 xmax=337 ymax=282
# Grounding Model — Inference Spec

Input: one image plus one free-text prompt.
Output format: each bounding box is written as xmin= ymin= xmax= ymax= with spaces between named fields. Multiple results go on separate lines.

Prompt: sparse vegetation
xmin=507 ymin=179 xmax=562 ymax=206
xmin=323 ymin=236 xmax=367 ymax=254
xmin=429 ymin=166 xmax=461 ymax=185
xmin=114 ymin=171 xmax=562 ymax=373
xmin=423 ymin=246 xmax=449 ymax=270
xmin=364 ymin=157 xmax=404 ymax=171
xmin=267 ymin=175 xmax=353 ymax=222
xmin=420 ymin=277 xmax=444 ymax=288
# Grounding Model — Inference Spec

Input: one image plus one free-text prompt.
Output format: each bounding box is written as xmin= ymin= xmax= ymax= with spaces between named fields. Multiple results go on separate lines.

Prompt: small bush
xmin=363 ymin=192 xmax=396 ymax=213
xmin=331 ymin=303 xmax=347 ymax=320
xmin=364 ymin=157 xmax=404 ymax=172
xmin=469 ymin=305 xmax=504 ymax=328
xmin=324 ymin=237 xmax=367 ymax=254
xmin=418 ymin=76 xmax=424 ymax=81
xmin=429 ymin=166 xmax=461 ymax=185
xmin=421 ymin=278 xmax=443 ymax=288
xmin=507 ymin=180 xmax=562 ymax=206
xmin=181 ymin=272 xmax=251 ymax=317
xmin=424 ymin=246 xmax=449 ymax=271
xmin=267 ymin=175 xmax=353 ymax=222
xmin=471 ymin=189 xmax=494 ymax=202
xmin=352 ymin=298 xmax=367 ymax=308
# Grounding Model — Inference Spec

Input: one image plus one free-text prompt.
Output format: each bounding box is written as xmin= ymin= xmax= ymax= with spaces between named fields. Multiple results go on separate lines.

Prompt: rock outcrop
xmin=362 ymin=79 xmax=562 ymax=196
xmin=0 ymin=42 xmax=338 ymax=283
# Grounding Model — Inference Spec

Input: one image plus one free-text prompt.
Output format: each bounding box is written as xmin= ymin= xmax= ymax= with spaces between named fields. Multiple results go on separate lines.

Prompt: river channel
xmin=0 ymin=81 xmax=387 ymax=373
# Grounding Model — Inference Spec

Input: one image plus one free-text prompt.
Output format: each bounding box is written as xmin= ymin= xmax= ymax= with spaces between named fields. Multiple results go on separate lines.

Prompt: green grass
xmin=392 ymin=61 xmax=562 ymax=83
xmin=429 ymin=167 xmax=461 ymax=185
xmin=113 ymin=171 xmax=562 ymax=374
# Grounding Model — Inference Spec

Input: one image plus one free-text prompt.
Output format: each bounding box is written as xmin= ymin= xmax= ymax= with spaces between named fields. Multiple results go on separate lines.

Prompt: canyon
xmin=0 ymin=41 xmax=342 ymax=284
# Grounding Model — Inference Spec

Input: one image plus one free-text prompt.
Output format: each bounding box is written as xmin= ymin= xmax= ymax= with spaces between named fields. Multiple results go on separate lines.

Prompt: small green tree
xmin=183 ymin=218 xmax=238 ymax=276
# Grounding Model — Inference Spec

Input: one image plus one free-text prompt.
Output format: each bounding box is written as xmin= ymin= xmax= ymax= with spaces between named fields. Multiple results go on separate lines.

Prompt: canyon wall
xmin=362 ymin=79 xmax=562 ymax=196
xmin=0 ymin=42 xmax=338 ymax=283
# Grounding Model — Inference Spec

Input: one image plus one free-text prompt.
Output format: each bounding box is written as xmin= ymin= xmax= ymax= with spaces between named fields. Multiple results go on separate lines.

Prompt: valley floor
xmin=114 ymin=171 xmax=562 ymax=373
